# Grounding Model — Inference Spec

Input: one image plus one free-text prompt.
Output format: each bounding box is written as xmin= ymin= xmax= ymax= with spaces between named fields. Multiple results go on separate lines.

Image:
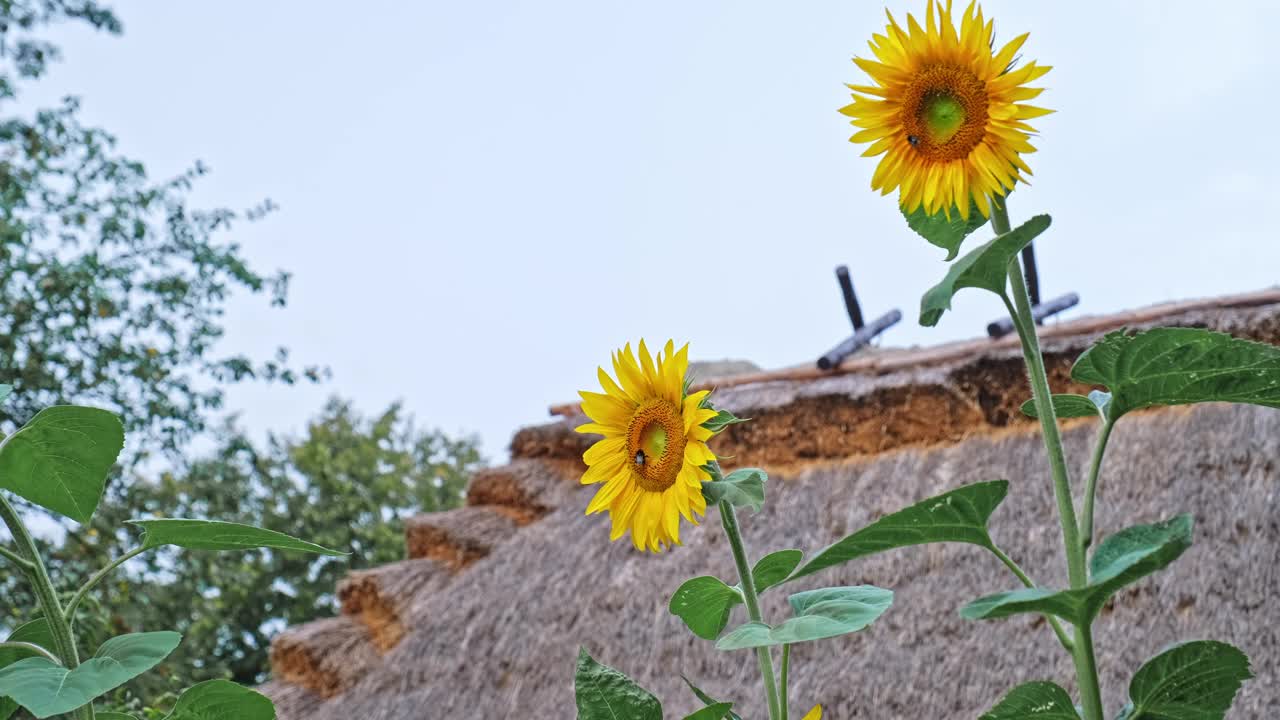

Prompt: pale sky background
xmin=28 ymin=1 xmax=1280 ymax=460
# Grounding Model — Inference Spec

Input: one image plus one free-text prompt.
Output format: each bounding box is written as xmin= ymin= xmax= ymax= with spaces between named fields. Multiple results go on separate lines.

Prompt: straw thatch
xmin=338 ymin=558 xmax=452 ymax=650
xmin=269 ymin=615 xmax=384 ymax=698
xmin=262 ymin=293 xmax=1280 ymax=719
xmin=404 ymin=506 xmax=522 ymax=568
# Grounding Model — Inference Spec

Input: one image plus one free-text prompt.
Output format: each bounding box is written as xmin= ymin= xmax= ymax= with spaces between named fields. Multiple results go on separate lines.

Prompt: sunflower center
xmin=626 ymin=399 xmax=687 ymax=493
xmin=901 ymin=64 xmax=988 ymax=162
xmin=921 ymin=93 xmax=966 ymax=144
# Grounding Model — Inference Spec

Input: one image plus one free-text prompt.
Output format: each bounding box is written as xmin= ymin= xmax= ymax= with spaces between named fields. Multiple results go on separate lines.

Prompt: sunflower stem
xmin=0 ymin=493 xmax=94 ymax=720
xmin=995 ymin=199 xmax=1105 ymax=720
xmin=1080 ymin=419 xmax=1114 ymax=551
xmin=780 ymin=644 xmax=790 ymax=720
xmin=719 ymin=501 xmax=781 ymax=720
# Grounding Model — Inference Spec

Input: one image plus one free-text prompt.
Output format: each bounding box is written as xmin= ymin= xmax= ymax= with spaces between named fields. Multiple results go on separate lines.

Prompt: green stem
xmin=987 ymin=543 xmax=1074 ymax=651
xmin=0 ymin=641 xmax=61 ymax=664
xmin=994 ymin=200 xmax=1105 ymax=720
xmin=779 ymin=644 xmax=790 ymax=720
xmin=1080 ymin=420 xmax=1114 ymax=550
xmin=65 ymin=546 xmax=147 ymax=623
xmin=719 ymin=501 xmax=781 ymax=720
xmin=0 ymin=494 xmax=94 ymax=720
xmin=0 ymin=541 xmax=33 ymax=570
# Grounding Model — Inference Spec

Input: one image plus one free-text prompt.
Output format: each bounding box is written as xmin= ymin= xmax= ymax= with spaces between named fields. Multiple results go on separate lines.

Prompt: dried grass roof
xmin=262 ymin=290 xmax=1280 ymax=718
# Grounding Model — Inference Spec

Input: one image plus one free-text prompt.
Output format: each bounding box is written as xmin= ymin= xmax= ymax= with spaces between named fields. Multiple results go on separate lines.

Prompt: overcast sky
xmin=29 ymin=1 xmax=1280 ymax=460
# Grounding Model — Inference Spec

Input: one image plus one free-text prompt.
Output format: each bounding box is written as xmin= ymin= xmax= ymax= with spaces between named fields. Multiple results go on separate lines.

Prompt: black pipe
xmin=986 ymin=292 xmax=1080 ymax=339
xmin=835 ymin=265 xmax=865 ymax=330
xmin=818 ymin=309 xmax=902 ymax=370
xmin=1021 ymin=244 xmax=1041 ymax=307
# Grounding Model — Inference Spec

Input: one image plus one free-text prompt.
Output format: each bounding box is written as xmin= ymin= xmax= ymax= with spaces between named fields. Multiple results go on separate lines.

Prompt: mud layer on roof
xmin=521 ymin=300 xmax=1280 ymax=469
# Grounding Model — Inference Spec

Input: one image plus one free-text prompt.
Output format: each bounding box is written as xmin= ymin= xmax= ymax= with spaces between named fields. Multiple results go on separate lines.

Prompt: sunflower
xmin=803 ymin=706 xmax=823 ymax=720
xmin=576 ymin=340 xmax=718 ymax=552
xmin=841 ymin=0 xmax=1052 ymax=220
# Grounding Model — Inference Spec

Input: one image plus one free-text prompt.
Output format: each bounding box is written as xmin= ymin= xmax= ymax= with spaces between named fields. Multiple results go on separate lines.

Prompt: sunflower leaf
xmin=979 ymin=681 xmax=1080 ymax=719
xmin=0 ymin=631 xmax=180 ymax=718
xmin=788 ymin=480 xmax=1008 ymax=583
xmin=161 ymin=680 xmax=276 ymax=720
xmin=681 ymin=677 xmax=743 ymax=720
xmin=128 ymin=519 xmax=345 ymax=556
xmin=1071 ymin=328 xmax=1280 ymax=423
xmin=902 ymin=201 xmax=990 ymax=261
xmin=752 ymin=549 xmax=803 ymax=594
xmin=1019 ymin=393 xmax=1107 ymax=420
xmin=919 ymin=214 xmax=1051 ymax=327
xmin=716 ymin=585 xmax=893 ymax=650
xmin=962 ymin=515 xmax=1193 ymax=626
xmin=702 ymin=409 xmax=749 ymax=435
xmin=702 ymin=468 xmax=766 ymax=513
xmin=681 ymin=703 xmax=736 ymax=720
xmin=669 ymin=577 xmax=743 ymax=640
xmin=574 ymin=648 xmax=662 ymax=720
xmin=0 ymin=620 xmax=57 ymax=720
xmin=0 ymin=406 xmax=125 ymax=524
xmin=1116 ymin=641 xmax=1252 ymax=720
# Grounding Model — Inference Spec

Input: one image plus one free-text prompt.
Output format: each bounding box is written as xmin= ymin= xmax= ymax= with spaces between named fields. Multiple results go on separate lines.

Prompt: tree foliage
xmin=0 ymin=4 xmax=482 ymax=709
xmin=0 ymin=0 xmax=322 ymax=461
xmin=82 ymin=398 xmax=483 ymax=706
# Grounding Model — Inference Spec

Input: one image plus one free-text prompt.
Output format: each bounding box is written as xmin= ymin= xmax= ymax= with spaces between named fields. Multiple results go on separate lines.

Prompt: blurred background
xmin=2 ymin=0 xmax=1278 ymax=710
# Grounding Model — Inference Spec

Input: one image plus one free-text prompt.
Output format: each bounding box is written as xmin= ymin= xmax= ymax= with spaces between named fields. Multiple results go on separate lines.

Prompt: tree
xmin=88 ymin=398 xmax=482 ymax=702
xmin=0 ymin=0 xmax=321 ymax=460
xmin=0 ymin=2 xmax=336 ymax=710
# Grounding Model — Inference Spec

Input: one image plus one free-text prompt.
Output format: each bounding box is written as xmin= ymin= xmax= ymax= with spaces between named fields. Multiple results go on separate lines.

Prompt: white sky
xmin=29 ymin=1 xmax=1280 ymax=460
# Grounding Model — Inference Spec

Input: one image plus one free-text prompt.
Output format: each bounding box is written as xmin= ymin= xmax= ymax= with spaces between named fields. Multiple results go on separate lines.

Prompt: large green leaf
xmin=919 ymin=214 xmax=1051 ymax=327
xmin=162 ymin=680 xmax=277 ymax=720
xmin=979 ymin=681 xmax=1080 ymax=719
xmin=0 ymin=619 xmax=56 ymax=720
xmin=681 ymin=677 xmax=743 ymax=720
xmin=682 ymin=703 xmax=735 ymax=720
xmin=1072 ymin=328 xmax=1280 ymax=422
xmin=752 ymin=549 xmax=803 ymax=594
xmin=669 ymin=577 xmax=743 ymax=641
xmin=0 ymin=631 xmax=180 ymax=718
xmin=789 ymin=481 xmax=1009 ymax=582
xmin=1115 ymin=641 xmax=1252 ymax=720
xmin=574 ymin=648 xmax=662 ymax=720
xmin=902 ymin=200 xmax=989 ymax=261
xmin=0 ymin=620 xmax=55 ymax=669
xmin=716 ymin=586 xmax=893 ymax=650
xmin=701 ymin=468 xmax=766 ymax=513
xmin=0 ymin=406 xmax=124 ymax=523
xmin=127 ymin=519 xmax=345 ymax=556
xmin=962 ymin=515 xmax=1192 ymax=625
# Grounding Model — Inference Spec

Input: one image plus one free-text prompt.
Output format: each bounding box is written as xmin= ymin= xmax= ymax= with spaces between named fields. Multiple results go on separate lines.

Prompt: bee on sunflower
xmin=576 ymin=340 xmax=721 ymax=552
xmin=841 ymin=0 xmax=1052 ymax=221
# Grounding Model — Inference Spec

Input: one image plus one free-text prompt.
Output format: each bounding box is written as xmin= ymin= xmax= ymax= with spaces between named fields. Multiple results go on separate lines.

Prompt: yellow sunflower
xmin=802 ymin=705 xmax=823 ymax=720
xmin=841 ymin=0 xmax=1052 ymax=220
xmin=577 ymin=340 xmax=718 ymax=552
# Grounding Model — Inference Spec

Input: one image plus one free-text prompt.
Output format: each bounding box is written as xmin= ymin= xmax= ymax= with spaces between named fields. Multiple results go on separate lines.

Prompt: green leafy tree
xmin=0 ymin=2 xmax=335 ymax=711
xmin=87 ymin=398 xmax=482 ymax=697
xmin=0 ymin=0 xmax=321 ymax=459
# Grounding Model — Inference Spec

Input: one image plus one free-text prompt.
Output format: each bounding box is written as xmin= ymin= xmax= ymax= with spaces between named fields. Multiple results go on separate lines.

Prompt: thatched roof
xmin=262 ymin=290 xmax=1280 ymax=718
